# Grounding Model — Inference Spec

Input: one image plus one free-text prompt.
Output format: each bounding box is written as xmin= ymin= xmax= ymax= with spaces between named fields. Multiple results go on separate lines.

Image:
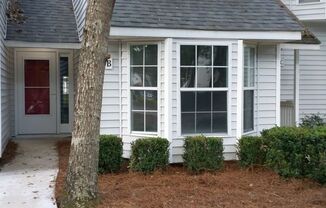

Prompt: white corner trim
xmin=164 ymin=38 xmax=173 ymax=162
xmin=280 ymin=43 xmax=321 ymax=50
xmin=276 ymin=45 xmax=281 ymax=126
xmin=110 ymin=27 xmax=302 ymax=41
xmin=236 ymin=40 xmax=244 ymax=139
xmin=5 ymin=41 xmax=81 ymax=49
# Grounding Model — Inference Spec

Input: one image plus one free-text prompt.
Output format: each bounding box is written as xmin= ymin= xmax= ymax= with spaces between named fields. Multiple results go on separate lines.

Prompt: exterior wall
xmin=281 ymin=22 xmax=326 ymax=120
xmin=95 ymin=39 xmax=280 ymax=163
xmin=72 ymin=0 xmax=87 ymax=40
xmin=256 ymin=45 xmax=278 ymax=132
xmin=0 ymin=0 xmax=14 ymax=156
xmin=282 ymin=0 xmax=326 ymax=21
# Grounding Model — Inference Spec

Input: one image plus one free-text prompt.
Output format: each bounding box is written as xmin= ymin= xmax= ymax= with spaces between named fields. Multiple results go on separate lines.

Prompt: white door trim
xmin=16 ymin=51 xmax=57 ymax=135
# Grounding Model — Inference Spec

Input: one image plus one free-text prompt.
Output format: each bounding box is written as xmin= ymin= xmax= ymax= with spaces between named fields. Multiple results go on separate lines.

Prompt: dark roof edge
xmin=276 ymin=0 xmax=321 ymax=45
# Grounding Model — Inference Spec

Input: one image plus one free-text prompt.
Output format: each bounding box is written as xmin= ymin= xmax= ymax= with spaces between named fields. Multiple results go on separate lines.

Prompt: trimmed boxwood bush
xmin=183 ymin=136 xmax=224 ymax=173
xmin=130 ymin=137 xmax=169 ymax=173
xmin=262 ymin=127 xmax=326 ymax=184
xmin=99 ymin=135 xmax=123 ymax=174
xmin=237 ymin=136 xmax=266 ymax=167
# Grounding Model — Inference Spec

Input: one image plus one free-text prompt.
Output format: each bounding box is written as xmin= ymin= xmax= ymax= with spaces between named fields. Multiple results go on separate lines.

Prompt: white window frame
xmin=297 ymin=0 xmax=322 ymax=4
xmin=176 ymin=40 xmax=233 ymax=137
xmin=243 ymin=45 xmax=257 ymax=134
xmin=127 ymin=42 xmax=161 ymax=136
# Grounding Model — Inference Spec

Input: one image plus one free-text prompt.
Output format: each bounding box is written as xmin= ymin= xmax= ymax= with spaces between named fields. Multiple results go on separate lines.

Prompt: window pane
xmin=25 ymin=88 xmax=50 ymax=115
xmin=180 ymin=67 xmax=195 ymax=88
xmin=244 ymin=67 xmax=255 ymax=88
xmin=145 ymin=45 xmax=158 ymax=65
xmin=132 ymin=112 xmax=144 ymax=131
xmin=131 ymin=67 xmax=143 ymax=87
xmin=182 ymin=113 xmax=195 ymax=134
xmin=244 ymin=90 xmax=254 ymax=132
xmin=146 ymin=91 xmax=157 ymax=110
xmin=146 ymin=112 xmax=157 ymax=132
xmin=196 ymin=113 xmax=211 ymax=133
xmin=60 ymin=57 xmax=69 ymax=124
xmin=197 ymin=67 xmax=212 ymax=88
xmin=213 ymin=46 xmax=228 ymax=66
xmin=197 ymin=46 xmax=212 ymax=66
xmin=213 ymin=67 xmax=227 ymax=87
xmin=197 ymin=92 xmax=211 ymax=111
xmin=249 ymin=48 xmax=255 ymax=67
xmin=131 ymin=45 xmax=143 ymax=65
xmin=131 ymin=90 xmax=144 ymax=110
xmin=181 ymin=45 xmax=195 ymax=66
xmin=145 ymin=67 xmax=157 ymax=87
xmin=213 ymin=113 xmax=227 ymax=133
xmin=244 ymin=47 xmax=250 ymax=67
xmin=181 ymin=92 xmax=196 ymax=112
xmin=25 ymin=60 xmax=49 ymax=87
xmin=213 ymin=91 xmax=227 ymax=111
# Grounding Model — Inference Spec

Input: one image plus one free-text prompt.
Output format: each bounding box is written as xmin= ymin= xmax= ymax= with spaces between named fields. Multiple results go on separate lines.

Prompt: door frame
xmin=14 ymin=48 xmax=74 ymax=135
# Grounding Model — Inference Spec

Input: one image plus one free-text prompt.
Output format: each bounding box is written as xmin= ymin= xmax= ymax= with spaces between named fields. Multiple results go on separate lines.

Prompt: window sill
xmin=130 ymin=131 xmax=158 ymax=137
xmin=179 ymin=133 xmax=231 ymax=138
xmin=242 ymin=130 xmax=256 ymax=136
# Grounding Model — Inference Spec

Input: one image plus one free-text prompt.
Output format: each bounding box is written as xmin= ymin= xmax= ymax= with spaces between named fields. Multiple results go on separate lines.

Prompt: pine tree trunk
xmin=62 ymin=0 xmax=115 ymax=207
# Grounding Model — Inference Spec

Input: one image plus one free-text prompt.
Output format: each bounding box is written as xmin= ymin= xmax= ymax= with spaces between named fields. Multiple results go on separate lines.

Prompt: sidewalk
xmin=0 ymin=139 xmax=59 ymax=208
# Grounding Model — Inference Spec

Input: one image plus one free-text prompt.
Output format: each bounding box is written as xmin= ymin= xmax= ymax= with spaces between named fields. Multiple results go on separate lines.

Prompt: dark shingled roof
xmin=7 ymin=0 xmax=308 ymax=43
xmin=6 ymin=0 xmax=79 ymax=43
xmin=111 ymin=0 xmax=304 ymax=31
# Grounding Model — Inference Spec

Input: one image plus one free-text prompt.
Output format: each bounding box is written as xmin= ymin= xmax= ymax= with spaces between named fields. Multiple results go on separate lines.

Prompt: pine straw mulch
xmin=0 ymin=140 xmax=18 ymax=169
xmin=56 ymin=140 xmax=326 ymax=208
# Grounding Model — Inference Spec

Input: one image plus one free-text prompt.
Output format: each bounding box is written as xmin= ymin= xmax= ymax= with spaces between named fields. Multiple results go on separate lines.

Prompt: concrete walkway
xmin=0 ymin=139 xmax=59 ymax=208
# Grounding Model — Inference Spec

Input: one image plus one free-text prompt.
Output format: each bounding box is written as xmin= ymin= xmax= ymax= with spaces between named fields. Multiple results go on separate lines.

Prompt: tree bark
xmin=62 ymin=0 xmax=115 ymax=207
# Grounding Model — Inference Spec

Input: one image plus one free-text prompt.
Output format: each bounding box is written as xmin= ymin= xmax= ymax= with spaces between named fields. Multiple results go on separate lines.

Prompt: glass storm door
xmin=17 ymin=52 xmax=57 ymax=134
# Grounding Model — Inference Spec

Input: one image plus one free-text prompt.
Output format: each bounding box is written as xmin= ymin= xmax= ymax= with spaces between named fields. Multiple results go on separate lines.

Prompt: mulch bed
xmin=56 ymin=140 xmax=326 ymax=208
xmin=0 ymin=140 xmax=18 ymax=168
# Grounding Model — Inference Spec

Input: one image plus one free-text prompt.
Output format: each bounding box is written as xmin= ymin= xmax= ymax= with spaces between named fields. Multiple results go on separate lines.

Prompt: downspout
xmin=256 ymin=44 xmax=260 ymax=134
xmin=294 ymin=49 xmax=300 ymax=126
xmin=119 ymin=41 xmax=123 ymax=138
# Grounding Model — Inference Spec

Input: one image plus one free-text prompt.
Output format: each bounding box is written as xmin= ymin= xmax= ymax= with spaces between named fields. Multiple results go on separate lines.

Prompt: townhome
xmin=0 ymin=0 xmax=321 ymax=162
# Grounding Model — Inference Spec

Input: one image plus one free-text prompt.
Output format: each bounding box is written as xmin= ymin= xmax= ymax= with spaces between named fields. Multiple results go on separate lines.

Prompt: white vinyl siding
xmin=281 ymin=22 xmax=326 ymax=120
xmin=0 ymin=0 xmax=14 ymax=156
xmin=281 ymin=0 xmax=326 ymax=21
xmin=256 ymin=45 xmax=278 ymax=132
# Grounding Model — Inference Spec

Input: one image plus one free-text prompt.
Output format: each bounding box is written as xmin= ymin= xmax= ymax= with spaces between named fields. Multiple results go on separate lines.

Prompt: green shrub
xmin=183 ymin=136 xmax=224 ymax=173
xmin=300 ymin=113 xmax=325 ymax=129
xmin=305 ymin=127 xmax=326 ymax=184
xmin=99 ymin=135 xmax=123 ymax=174
xmin=237 ymin=136 xmax=266 ymax=167
xmin=130 ymin=137 xmax=169 ymax=173
xmin=262 ymin=127 xmax=326 ymax=184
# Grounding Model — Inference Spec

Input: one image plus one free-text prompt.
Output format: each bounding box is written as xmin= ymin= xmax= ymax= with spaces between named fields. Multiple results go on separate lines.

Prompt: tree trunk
xmin=62 ymin=0 xmax=115 ymax=207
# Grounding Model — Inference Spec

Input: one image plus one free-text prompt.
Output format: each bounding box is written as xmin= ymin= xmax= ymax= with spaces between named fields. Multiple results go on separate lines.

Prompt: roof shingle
xmin=111 ymin=0 xmax=304 ymax=32
xmin=7 ymin=0 xmax=305 ymax=43
xmin=6 ymin=0 xmax=79 ymax=43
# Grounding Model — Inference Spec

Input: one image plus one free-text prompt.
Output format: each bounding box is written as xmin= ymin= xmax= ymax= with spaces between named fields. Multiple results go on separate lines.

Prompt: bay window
xmin=180 ymin=45 xmax=228 ymax=134
xmin=243 ymin=46 xmax=256 ymax=133
xmin=130 ymin=44 xmax=158 ymax=132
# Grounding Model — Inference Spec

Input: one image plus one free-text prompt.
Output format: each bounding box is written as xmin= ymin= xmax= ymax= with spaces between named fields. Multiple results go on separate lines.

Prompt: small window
xmin=299 ymin=0 xmax=320 ymax=3
xmin=180 ymin=45 xmax=229 ymax=134
xmin=130 ymin=45 xmax=158 ymax=132
xmin=243 ymin=47 xmax=256 ymax=133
